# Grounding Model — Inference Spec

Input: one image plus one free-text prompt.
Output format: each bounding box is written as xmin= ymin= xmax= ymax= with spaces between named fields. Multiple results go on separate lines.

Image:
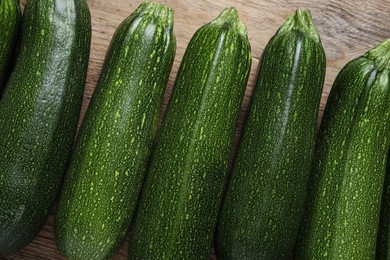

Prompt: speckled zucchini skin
xmin=377 ymin=158 xmax=390 ymax=260
xmin=0 ymin=0 xmax=91 ymax=256
xmin=0 ymin=0 xmax=20 ymax=88
xmin=54 ymin=3 xmax=175 ymax=260
xmin=215 ymin=10 xmax=325 ymax=259
xmin=296 ymin=39 xmax=390 ymax=259
xmin=128 ymin=8 xmax=251 ymax=260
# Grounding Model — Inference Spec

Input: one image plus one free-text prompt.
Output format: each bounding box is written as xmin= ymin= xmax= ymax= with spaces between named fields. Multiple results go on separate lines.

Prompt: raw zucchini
xmin=377 ymin=159 xmax=390 ymax=260
xmin=296 ymin=39 xmax=390 ymax=259
xmin=0 ymin=0 xmax=20 ymax=88
xmin=54 ymin=3 xmax=175 ymax=260
xmin=0 ymin=0 xmax=91 ymax=256
xmin=215 ymin=10 xmax=325 ymax=259
xmin=128 ymin=7 xmax=251 ymax=259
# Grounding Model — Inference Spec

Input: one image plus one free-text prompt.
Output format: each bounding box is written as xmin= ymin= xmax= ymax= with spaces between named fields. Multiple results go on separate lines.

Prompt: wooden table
xmin=4 ymin=0 xmax=390 ymax=259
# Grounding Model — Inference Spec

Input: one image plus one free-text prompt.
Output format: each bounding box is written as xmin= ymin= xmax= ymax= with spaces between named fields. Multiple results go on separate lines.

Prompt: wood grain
xmin=3 ymin=0 xmax=390 ymax=259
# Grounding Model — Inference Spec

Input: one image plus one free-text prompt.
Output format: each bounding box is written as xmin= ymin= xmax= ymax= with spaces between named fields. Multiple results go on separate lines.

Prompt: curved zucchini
xmin=296 ymin=39 xmax=390 ymax=259
xmin=377 ymin=159 xmax=390 ymax=260
xmin=0 ymin=0 xmax=91 ymax=256
xmin=128 ymin=7 xmax=251 ymax=259
xmin=0 ymin=0 xmax=20 ymax=88
xmin=54 ymin=3 xmax=175 ymax=260
xmin=215 ymin=10 xmax=326 ymax=259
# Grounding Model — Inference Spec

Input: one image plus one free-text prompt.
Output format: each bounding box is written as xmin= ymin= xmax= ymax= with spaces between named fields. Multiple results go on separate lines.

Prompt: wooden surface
xmin=3 ymin=0 xmax=390 ymax=259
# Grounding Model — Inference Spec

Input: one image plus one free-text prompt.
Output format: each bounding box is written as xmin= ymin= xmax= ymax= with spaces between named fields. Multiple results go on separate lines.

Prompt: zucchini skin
xmin=377 ymin=159 xmax=390 ymax=260
xmin=128 ymin=8 xmax=251 ymax=260
xmin=0 ymin=0 xmax=20 ymax=88
xmin=54 ymin=3 xmax=175 ymax=260
xmin=0 ymin=0 xmax=91 ymax=256
xmin=215 ymin=10 xmax=325 ymax=259
xmin=296 ymin=39 xmax=390 ymax=259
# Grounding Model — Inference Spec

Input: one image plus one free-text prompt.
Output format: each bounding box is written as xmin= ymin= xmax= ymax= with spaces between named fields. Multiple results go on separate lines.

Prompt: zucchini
xmin=296 ymin=39 xmax=390 ymax=259
xmin=54 ymin=3 xmax=175 ymax=260
xmin=0 ymin=0 xmax=20 ymax=88
xmin=215 ymin=10 xmax=326 ymax=259
xmin=377 ymin=159 xmax=390 ymax=260
xmin=0 ymin=0 xmax=91 ymax=256
xmin=128 ymin=7 xmax=251 ymax=259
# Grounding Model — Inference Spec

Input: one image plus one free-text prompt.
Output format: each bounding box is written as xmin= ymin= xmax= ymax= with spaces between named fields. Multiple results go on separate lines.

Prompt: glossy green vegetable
xmin=55 ymin=3 xmax=175 ymax=260
xmin=128 ymin=7 xmax=251 ymax=260
xmin=377 ymin=157 xmax=390 ymax=260
xmin=0 ymin=0 xmax=20 ymax=88
xmin=215 ymin=10 xmax=325 ymax=259
xmin=0 ymin=0 xmax=91 ymax=256
xmin=296 ymin=39 xmax=390 ymax=260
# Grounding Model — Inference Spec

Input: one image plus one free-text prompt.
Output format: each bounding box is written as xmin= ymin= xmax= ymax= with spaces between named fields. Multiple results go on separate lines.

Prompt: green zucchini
xmin=296 ymin=39 xmax=390 ymax=259
xmin=128 ymin=7 xmax=251 ymax=259
xmin=0 ymin=0 xmax=20 ymax=88
xmin=0 ymin=0 xmax=91 ymax=256
xmin=54 ymin=3 xmax=175 ymax=260
xmin=215 ymin=10 xmax=325 ymax=259
xmin=377 ymin=159 xmax=390 ymax=260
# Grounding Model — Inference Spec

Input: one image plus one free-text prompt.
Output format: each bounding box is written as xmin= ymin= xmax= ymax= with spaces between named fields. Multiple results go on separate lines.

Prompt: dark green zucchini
xmin=215 ymin=10 xmax=325 ymax=259
xmin=0 ymin=0 xmax=91 ymax=256
xmin=54 ymin=3 xmax=175 ymax=260
xmin=0 ymin=0 xmax=20 ymax=88
xmin=377 ymin=158 xmax=390 ymax=260
xmin=128 ymin=7 xmax=251 ymax=259
xmin=296 ymin=39 xmax=390 ymax=259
